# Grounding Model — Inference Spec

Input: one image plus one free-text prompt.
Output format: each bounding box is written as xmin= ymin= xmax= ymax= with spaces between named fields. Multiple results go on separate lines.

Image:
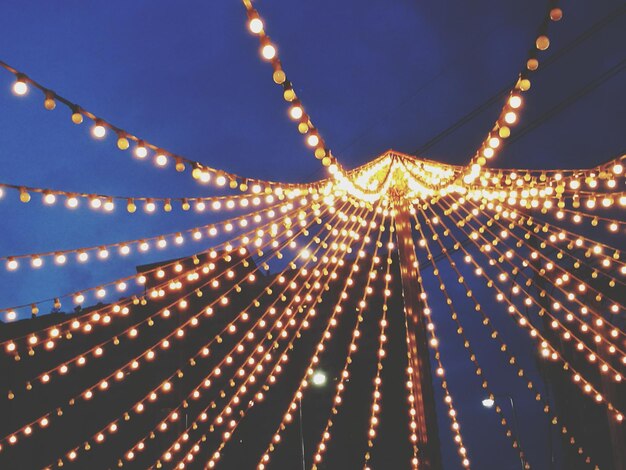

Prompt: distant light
xmin=482 ymin=398 xmax=495 ymax=408
xmin=311 ymin=371 xmax=327 ymax=387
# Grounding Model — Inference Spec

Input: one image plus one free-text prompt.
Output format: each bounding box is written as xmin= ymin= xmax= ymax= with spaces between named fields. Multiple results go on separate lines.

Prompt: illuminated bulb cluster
xmin=435 ymin=198 xmax=625 ymax=421
xmin=310 ymin=228 xmax=385 ymax=469
xmin=257 ymin=213 xmax=382 ymax=469
xmin=36 ymin=203 xmax=362 ymax=466
xmin=241 ymin=2 xmax=336 ymax=169
xmin=466 ymin=7 xmax=564 ymax=177
xmin=363 ymin=230 xmax=394 ymax=468
xmin=1 ymin=198 xmax=295 ymax=275
xmin=450 ymin=198 xmax=626 ymax=379
xmin=122 ymin=206 xmax=364 ymax=461
xmin=426 ymin=205 xmax=597 ymax=465
xmin=162 ymin=220 xmax=363 ymax=469
xmin=1 ymin=200 xmax=304 ymax=325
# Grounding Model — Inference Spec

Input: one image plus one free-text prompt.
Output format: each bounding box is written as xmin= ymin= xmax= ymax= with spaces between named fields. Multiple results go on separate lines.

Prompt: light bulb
xmin=262 ymin=43 xmax=276 ymax=60
xmin=504 ymin=112 xmax=517 ymax=125
xmin=155 ymin=154 xmax=168 ymax=166
xmin=289 ymin=105 xmax=303 ymax=120
xmin=92 ymin=123 xmax=106 ymax=139
xmin=249 ymin=18 xmax=264 ymax=34
xmin=135 ymin=145 xmax=148 ymax=159
xmin=12 ymin=78 xmax=28 ymax=96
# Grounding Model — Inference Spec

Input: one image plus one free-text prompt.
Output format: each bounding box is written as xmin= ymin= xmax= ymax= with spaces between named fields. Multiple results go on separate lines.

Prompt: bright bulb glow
xmin=504 ymin=112 xmax=517 ymax=124
xmin=311 ymin=371 xmax=327 ymax=386
xmin=262 ymin=44 xmax=276 ymax=60
xmin=92 ymin=124 xmax=106 ymax=139
xmin=155 ymin=154 xmax=168 ymax=166
xmin=249 ymin=18 xmax=264 ymax=34
xmin=481 ymin=398 xmax=495 ymax=408
xmin=13 ymin=80 xmax=28 ymax=96
xmin=135 ymin=146 xmax=148 ymax=159
xmin=289 ymin=106 xmax=303 ymax=120
xmin=508 ymin=95 xmax=522 ymax=109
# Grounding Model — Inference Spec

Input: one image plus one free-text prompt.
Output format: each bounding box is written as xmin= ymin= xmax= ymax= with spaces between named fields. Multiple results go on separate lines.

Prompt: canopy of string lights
xmin=0 ymin=1 xmax=624 ymax=469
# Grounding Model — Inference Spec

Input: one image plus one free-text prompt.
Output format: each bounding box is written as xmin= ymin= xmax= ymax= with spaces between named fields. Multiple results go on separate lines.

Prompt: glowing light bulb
xmin=43 ymin=193 xmax=56 ymax=205
xmin=508 ymin=95 xmax=522 ymax=109
xmin=92 ymin=123 xmax=107 ymax=139
xmin=12 ymin=78 xmax=28 ymax=96
xmin=504 ymin=112 xmax=517 ymax=124
xmin=155 ymin=154 xmax=168 ymax=166
xmin=66 ymin=196 xmax=79 ymax=209
xmin=249 ymin=18 xmax=264 ymax=34
xmin=135 ymin=145 xmax=148 ymax=158
xmin=289 ymin=105 xmax=303 ymax=120
xmin=262 ymin=43 xmax=276 ymax=60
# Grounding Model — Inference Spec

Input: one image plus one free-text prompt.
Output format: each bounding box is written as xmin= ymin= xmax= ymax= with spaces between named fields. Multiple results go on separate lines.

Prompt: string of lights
xmin=0 ymin=60 xmax=326 ymax=194
xmin=164 ymin=209 xmax=365 ymax=470
xmin=1 ymin=198 xmax=304 ymax=343
xmin=362 ymin=222 xmax=394 ymax=470
xmin=438 ymin=198 xmax=624 ymax=421
xmin=256 ymin=205 xmax=383 ymax=469
xmin=1 ymin=201 xmax=344 ymax=452
xmin=419 ymin=201 xmax=597 ymax=467
xmin=44 ymin=202 xmax=364 ymax=468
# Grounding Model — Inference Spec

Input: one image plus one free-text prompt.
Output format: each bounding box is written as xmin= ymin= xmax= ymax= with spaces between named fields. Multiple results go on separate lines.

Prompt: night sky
xmin=0 ymin=1 xmax=624 ymax=468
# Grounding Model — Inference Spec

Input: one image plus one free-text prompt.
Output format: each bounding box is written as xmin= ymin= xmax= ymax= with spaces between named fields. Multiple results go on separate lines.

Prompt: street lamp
xmin=482 ymin=395 xmax=526 ymax=470
xmin=311 ymin=370 xmax=327 ymax=387
xmin=299 ymin=370 xmax=328 ymax=470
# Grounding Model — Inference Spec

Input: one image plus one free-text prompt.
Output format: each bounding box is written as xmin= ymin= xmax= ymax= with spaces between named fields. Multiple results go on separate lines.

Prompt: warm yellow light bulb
xmin=504 ymin=112 xmax=517 ymax=125
xmin=12 ymin=79 xmax=28 ymax=96
xmin=92 ymin=123 xmax=106 ymax=139
xmin=262 ymin=43 xmax=276 ymax=60
xmin=508 ymin=95 xmax=522 ymax=109
xmin=249 ymin=18 xmax=264 ymax=34
xmin=289 ymin=105 xmax=303 ymax=120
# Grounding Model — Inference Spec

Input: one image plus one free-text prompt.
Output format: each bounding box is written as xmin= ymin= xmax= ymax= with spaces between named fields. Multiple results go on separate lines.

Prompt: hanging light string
xmin=469 ymin=202 xmax=626 ymax=342
xmin=400 ymin=287 xmax=421 ymax=470
xmin=362 ymin=220 xmax=394 ymax=470
xmin=1 ymin=197 xmax=332 ymax=365
xmin=418 ymin=202 xmax=598 ymax=467
xmin=1 ymin=196 xmax=294 ymax=273
xmin=411 ymin=212 xmax=476 ymax=468
xmin=0 ymin=60 xmax=331 ymax=195
xmin=239 ymin=0 xmax=340 ymax=171
xmin=464 ymin=2 xmax=563 ymax=176
xmin=156 ymin=208 xmax=364 ymax=470
xmin=411 ymin=216 xmax=529 ymax=468
xmin=466 ymin=153 xmax=626 ymax=193
xmin=175 ymin=212 xmax=366 ymax=470
xmin=1 ymin=200 xmax=339 ymax=409
xmin=460 ymin=197 xmax=626 ymax=336
xmin=256 ymin=205 xmax=384 ymax=469
xmin=42 ymin=202 xmax=363 ymax=468
xmin=451 ymin=197 xmax=626 ymax=362
xmin=0 ymin=201 xmax=345 ymax=454
xmin=123 ymin=203 xmax=363 ymax=466
xmin=0 ymin=180 xmax=295 ymax=217
xmin=552 ymin=207 xmax=626 ymax=234
xmin=435 ymin=198 xmax=624 ymax=421
xmin=441 ymin=197 xmax=626 ymax=384
xmin=1 ymin=197 xmax=303 ymax=345
xmin=502 ymin=204 xmax=626 ymax=279
xmin=309 ymin=217 xmax=387 ymax=469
